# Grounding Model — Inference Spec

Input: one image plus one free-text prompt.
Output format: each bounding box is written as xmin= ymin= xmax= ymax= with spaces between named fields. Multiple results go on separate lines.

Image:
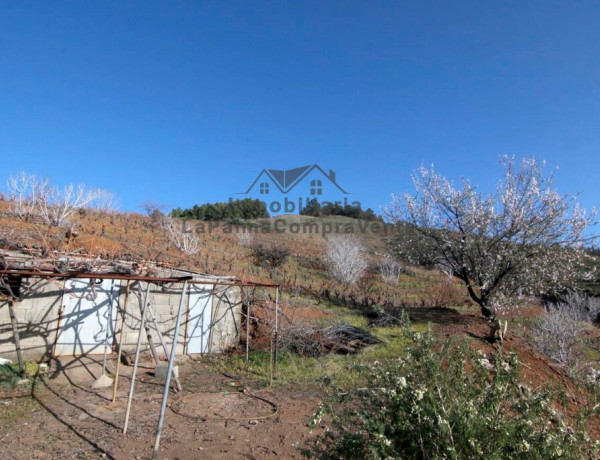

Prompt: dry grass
xmin=0 ymin=198 xmax=472 ymax=315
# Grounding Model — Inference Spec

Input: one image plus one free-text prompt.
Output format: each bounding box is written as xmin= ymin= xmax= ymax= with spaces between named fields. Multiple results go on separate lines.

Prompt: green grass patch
xmin=205 ymin=321 xmax=430 ymax=391
xmin=583 ymin=347 xmax=600 ymax=362
xmin=0 ymin=362 xmax=41 ymax=389
xmin=0 ymin=363 xmax=23 ymax=389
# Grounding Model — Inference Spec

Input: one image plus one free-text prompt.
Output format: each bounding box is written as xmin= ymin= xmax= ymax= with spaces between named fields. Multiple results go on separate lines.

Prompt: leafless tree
xmin=556 ymin=291 xmax=600 ymax=323
xmin=250 ymin=243 xmax=289 ymax=276
xmin=6 ymin=172 xmax=117 ymax=227
xmin=385 ymin=156 xmax=596 ymax=325
xmin=235 ymin=229 xmax=255 ymax=247
xmin=140 ymin=201 xmax=167 ymax=217
xmin=162 ymin=216 xmax=200 ymax=255
xmin=326 ymin=234 xmax=368 ymax=286
xmin=6 ymin=171 xmax=38 ymax=219
xmin=378 ymin=255 xmax=402 ymax=286
xmin=532 ymin=297 xmax=591 ymax=368
xmin=92 ymin=189 xmax=119 ymax=214
xmin=139 ymin=201 xmax=168 ymax=228
xmin=37 ymin=182 xmax=104 ymax=227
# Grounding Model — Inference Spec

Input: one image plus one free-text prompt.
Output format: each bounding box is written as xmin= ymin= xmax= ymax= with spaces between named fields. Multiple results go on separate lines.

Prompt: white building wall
xmin=0 ymin=278 xmax=243 ymax=361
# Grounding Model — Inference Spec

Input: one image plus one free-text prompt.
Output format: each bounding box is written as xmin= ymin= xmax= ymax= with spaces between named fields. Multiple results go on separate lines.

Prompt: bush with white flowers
xmin=305 ymin=323 xmax=598 ymax=459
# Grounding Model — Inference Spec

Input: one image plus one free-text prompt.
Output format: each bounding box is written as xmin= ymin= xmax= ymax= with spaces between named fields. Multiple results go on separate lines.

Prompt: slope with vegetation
xmin=1 ymin=160 xmax=600 ymax=458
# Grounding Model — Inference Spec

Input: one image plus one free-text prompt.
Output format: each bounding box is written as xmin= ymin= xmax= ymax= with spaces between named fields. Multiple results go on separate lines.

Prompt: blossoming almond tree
xmin=385 ymin=156 xmax=596 ymax=331
xmin=326 ymin=234 xmax=368 ymax=286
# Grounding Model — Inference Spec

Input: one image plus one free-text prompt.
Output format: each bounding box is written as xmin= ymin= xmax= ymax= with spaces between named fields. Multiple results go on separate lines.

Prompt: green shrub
xmin=171 ymin=198 xmax=269 ymax=221
xmin=0 ymin=363 xmax=22 ymax=389
xmin=305 ymin=329 xmax=599 ymax=459
xmin=251 ymin=244 xmax=290 ymax=274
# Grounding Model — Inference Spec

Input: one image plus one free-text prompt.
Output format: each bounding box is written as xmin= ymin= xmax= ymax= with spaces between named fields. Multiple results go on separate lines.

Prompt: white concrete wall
xmin=0 ymin=278 xmax=243 ymax=361
xmin=209 ymin=285 xmax=243 ymax=353
xmin=0 ymin=279 xmax=64 ymax=360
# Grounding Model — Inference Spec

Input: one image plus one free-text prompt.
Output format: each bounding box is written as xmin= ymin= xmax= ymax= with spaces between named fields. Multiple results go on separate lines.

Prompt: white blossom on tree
xmin=385 ymin=156 xmax=596 ymax=320
xmin=326 ymin=234 xmax=368 ymax=286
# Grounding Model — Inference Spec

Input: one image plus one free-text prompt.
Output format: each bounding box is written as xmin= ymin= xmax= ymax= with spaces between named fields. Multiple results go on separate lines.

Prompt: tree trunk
xmin=456 ymin=276 xmax=500 ymax=340
xmin=478 ymin=301 xmax=503 ymax=342
xmin=479 ymin=303 xmax=495 ymax=320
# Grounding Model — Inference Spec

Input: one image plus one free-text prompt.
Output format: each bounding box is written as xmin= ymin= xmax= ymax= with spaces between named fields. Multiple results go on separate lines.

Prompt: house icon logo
xmin=238 ymin=164 xmax=349 ymax=197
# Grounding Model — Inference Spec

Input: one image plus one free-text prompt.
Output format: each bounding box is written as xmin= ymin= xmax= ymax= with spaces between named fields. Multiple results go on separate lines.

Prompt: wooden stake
xmin=152 ymin=279 xmax=189 ymax=459
xmin=123 ymin=282 xmax=150 ymax=434
xmin=112 ymin=280 xmax=130 ymax=404
xmin=7 ymin=300 xmax=25 ymax=377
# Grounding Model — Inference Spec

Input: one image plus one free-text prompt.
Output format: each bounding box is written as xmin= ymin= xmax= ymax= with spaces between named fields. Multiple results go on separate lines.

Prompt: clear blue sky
xmin=1 ymin=1 xmax=599 ymax=214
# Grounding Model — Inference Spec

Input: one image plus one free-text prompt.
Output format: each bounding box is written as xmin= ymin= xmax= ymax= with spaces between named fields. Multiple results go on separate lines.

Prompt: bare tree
xmin=326 ymin=234 xmax=368 ymax=286
xmin=140 ymin=201 xmax=167 ymax=217
xmin=385 ymin=156 xmax=596 ymax=324
xmin=6 ymin=171 xmax=38 ymax=219
xmin=555 ymin=291 xmax=600 ymax=323
xmin=235 ymin=229 xmax=255 ymax=247
xmin=92 ymin=189 xmax=119 ymax=214
xmin=378 ymin=255 xmax=402 ymax=286
xmin=532 ymin=298 xmax=590 ymax=368
xmin=250 ymin=243 xmax=289 ymax=276
xmin=37 ymin=183 xmax=104 ymax=227
xmin=5 ymin=172 xmax=117 ymax=227
xmin=162 ymin=216 xmax=200 ymax=255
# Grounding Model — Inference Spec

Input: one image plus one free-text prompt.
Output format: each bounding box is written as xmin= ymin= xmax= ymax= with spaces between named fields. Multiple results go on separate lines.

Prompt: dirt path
xmin=0 ymin=357 xmax=319 ymax=459
xmin=3 ymin=307 xmax=599 ymax=458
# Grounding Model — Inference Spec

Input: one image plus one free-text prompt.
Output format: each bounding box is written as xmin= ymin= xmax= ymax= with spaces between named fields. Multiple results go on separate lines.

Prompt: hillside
xmin=0 ymin=200 xmax=468 ymax=308
xmin=2 ymin=199 xmax=600 ymax=458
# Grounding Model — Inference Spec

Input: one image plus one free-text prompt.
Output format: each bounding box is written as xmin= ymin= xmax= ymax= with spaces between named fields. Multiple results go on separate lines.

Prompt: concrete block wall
xmin=114 ymin=281 xmax=243 ymax=357
xmin=0 ymin=279 xmax=64 ymax=360
xmin=209 ymin=285 xmax=242 ymax=352
xmin=0 ymin=277 xmax=243 ymax=361
xmin=116 ymin=283 xmax=189 ymax=358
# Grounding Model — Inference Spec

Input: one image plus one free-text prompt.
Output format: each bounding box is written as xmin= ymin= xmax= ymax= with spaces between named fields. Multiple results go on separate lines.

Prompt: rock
xmin=154 ymin=363 xmax=179 ymax=382
xmin=91 ymin=374 xmax=114 ymax=389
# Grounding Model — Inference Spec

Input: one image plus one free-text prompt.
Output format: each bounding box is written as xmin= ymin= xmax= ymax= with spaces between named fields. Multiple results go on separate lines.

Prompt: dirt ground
xmin=0 ymin=355 xmax=319 ymax=459
xmin=2 ymin=307 xmax=599 ymax=459
xmin=427 ymin=305 xmax=600 ymax=441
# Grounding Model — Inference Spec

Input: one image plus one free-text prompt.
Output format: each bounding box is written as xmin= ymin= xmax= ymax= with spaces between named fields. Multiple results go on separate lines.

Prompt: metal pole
xmin=245 ymin=287 xmax=250 ymax=362
xmin=101 ymin=280 xmax=115 ymax=375
xmin=273 ymin=287 xmax=279 ymax=380
xmin=112 ymin=280 xmax=131 ymax=404
xmin=147 ymin=302 xmax=183 ymax=392
xmin=123 ymin=282 xmax=150 ymax=434
xmin=152 ymin=279 xmax=189 ymax=460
